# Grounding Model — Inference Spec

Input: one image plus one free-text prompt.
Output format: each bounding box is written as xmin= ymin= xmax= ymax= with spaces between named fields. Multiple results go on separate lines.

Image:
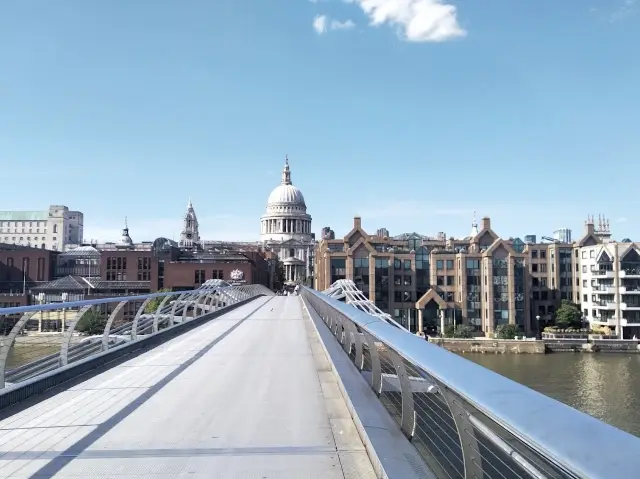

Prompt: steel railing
xmin=301 ymin=286 xmax=640 ymax=479
xmin=0 ymin=280 xmax=273 ymax=389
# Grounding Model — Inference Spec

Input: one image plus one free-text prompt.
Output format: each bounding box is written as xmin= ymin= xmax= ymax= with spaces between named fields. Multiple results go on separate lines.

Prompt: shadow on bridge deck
xmin=0 ymin=296 xmax=380 ymax=479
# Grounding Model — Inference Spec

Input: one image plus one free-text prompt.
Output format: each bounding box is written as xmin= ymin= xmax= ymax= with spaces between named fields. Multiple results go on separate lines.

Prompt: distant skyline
xmin=1 ymin=1 xmax=638 ymax=243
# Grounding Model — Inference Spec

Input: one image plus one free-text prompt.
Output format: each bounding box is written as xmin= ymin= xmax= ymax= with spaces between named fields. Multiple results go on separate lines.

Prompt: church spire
xmin=281 ymin=155 xmax=292 ymax=185
xmin=119 ymin=216 xmax=133 ymax=247
xmin=470 ymin=210 xmax=479 ymax=238
xmin=180 ymin=198 xmax=200 ymax=249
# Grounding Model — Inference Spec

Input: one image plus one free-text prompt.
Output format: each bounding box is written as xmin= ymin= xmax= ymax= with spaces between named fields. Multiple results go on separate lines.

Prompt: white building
xmin=574 ymin=217 xmax=640 ymax=339
xmin=260 ymin=157 xmax=315 ymax=282
xmin=578 ymin=240 xmax=640 ymax=339
xmin=0 ymin=205 xmax=83 ymax=251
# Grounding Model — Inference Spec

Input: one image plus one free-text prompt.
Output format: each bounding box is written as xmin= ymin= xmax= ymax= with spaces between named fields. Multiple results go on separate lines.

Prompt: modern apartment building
xmin=315 ymin=216 xmax=530 ymax=336
xmin=572 ymin=218 xmax=640 ymax=339
xmin=0 ymin=205 xmax=84 ymax=251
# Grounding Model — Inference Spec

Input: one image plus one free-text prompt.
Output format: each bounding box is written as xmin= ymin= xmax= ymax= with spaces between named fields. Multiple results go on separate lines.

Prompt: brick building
xmin=316 ymin=216 xmax=530 ymax=336
xmin=0 ymin=244 xmax=57 ymax=307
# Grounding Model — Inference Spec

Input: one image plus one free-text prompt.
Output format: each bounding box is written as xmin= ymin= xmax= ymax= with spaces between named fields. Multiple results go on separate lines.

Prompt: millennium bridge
xmin=0 ymin=280 xmax=639 ymax=478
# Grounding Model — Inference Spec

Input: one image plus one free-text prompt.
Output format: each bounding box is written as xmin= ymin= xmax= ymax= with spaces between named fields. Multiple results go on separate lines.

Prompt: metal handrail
xmin=302 ymin=286 xmax=640 ymax=479
xmin=0 ymin=282 xmax=272 ymax=389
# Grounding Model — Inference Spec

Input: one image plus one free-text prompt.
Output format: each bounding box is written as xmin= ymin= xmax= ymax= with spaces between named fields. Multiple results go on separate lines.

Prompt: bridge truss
xmin=322 ymin=279 xmax=408 ymax=331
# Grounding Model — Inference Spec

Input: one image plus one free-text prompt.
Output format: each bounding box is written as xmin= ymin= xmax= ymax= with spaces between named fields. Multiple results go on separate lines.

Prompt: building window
xmin=194 ymin=269 xmax=205 ymax=284
xmin=37 ymin=258 xmax=45 ymax=281
xmin=436 ymin=260 xmax=444 ymax=270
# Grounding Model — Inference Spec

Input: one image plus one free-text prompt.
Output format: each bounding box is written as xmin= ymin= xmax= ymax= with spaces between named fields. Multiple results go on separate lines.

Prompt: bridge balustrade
xmin=302 ymin=285 xmax=640 ymax=479
xmin=0 ymin=281 xmax=272 ymax=393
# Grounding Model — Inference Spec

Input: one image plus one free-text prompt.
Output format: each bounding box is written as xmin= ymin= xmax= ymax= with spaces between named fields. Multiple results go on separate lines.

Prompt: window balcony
xmin=621 ymin=286 xmax=640 ymax=294
xmin=593 ymin=270 xmax=615 ymax=278
xmin=620 ymin=269 xmax=640 ymax=278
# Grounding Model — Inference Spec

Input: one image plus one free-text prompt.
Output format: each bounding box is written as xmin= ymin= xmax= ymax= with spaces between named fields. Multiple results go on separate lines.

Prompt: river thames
xmin=465 ymin=352 xmax=640 ymax=437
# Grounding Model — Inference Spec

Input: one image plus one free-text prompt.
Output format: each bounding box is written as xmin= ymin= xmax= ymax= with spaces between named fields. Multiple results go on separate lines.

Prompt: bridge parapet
xmin=302 ymin=286 xmax=640 ymax=479
xmin=0 ymin=282 xmax=273 ymax=391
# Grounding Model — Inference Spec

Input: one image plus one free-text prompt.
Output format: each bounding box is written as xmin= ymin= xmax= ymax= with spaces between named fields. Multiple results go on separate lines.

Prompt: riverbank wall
xmin=429 ymin=338 xmax=545 ymax=354
xmin=429 ymin=337 xmax=640 ymax=354
xmin=545 ymin=338 xmax=640 ymax=353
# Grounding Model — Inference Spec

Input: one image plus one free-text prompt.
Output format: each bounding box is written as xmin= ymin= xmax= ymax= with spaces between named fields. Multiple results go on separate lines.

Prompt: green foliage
xmin=495 ymin=324 xmax=518 ymax=339
xmin=76 ymin=309 xmax=108 ymax=335
xmin=443 ymin=324 xmax=474 ymax=338
xmin=274 ymin=260 xmax=286 ymax=288
xmin=145 ymin=289 xmax=171 ymax=314
xmin=554 ymin=300 xmax=583 ymax=329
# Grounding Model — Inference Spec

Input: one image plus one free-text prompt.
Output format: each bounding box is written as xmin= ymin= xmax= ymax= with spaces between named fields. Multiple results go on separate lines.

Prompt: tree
xmin=443 ymin=324 xmax=474 ymax=338
xmin=76 ymin=309 xmax=108 ymax=335
xmin=495 ymin=324 xmax=518 ymax=339
xmin=274 ymin=260 xmax=286 ymax=289
xmin=145 ymin=288 xmax=171 ymax=314
xmin=554 ymin=300 xmax=582 ymax=329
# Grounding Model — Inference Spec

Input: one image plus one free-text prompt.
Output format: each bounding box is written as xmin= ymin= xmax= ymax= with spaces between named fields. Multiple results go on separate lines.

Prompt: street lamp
xmin=536 ymin=315 xmax=541 ymax=337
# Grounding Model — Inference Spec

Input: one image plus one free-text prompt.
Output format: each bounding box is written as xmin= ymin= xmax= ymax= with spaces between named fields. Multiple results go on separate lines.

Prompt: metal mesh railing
xmin=301 ymin=286 xmax=640 ymax=479
xmin=0 ymin=282 xmax=273 ymax=389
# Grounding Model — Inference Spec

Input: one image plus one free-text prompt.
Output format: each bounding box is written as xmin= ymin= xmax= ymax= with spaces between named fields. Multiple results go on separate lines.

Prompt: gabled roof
xmin=595 ymin=247 xmax=613 ymax=263
xmin=577 ymin=232 xmax=600 ymax=247
xmin=620 ymin=245 xmax=640 ymax=261
xmin=32 ymin=275 xmax=87 ymax=291
xmin=483 ymin=238 xmax=518 ymax=256
xmin=416 ymin=289 xmax=448 ymax=309
xmin=347 ymin=237 xmax=375 ymax=255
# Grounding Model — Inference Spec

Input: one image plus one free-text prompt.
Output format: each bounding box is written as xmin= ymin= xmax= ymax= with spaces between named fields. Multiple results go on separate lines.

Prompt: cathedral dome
xmin=267 ymin=184 xmax=306 ymax=207
xmin=265 ymin=156 xmax=306 ymax=208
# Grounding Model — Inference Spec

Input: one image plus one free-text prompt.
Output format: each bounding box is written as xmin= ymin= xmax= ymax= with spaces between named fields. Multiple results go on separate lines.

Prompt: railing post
xmin=437 ymin=381 xmax=485 ymax=478
xmin=0 ymin=312 xmax=36 ymax=389
xmin=388 ymin=349 xmax=416 ymax=439
xmin=102 ymin=301 xmax=128 ymax=351
xmin=153 ymin=294 xmax=175 ymax=333
xmin=170 ymin=293 xmax=187 ymax=324
xmin=60 ymin=305 xmax=92 ymax=366
xmin=363 ymin=332 xmax=383 ymax=395
xmin=131 ymin=299 xmax=152 ymax=340
xmin=351 ymin=324 xmax=364 ymax=370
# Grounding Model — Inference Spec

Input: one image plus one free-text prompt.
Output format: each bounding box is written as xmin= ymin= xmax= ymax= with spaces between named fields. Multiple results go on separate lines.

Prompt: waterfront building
xmin=0 ymin=205 xmax=83 ymax=251
xmin=260 ymin=157 xmax=315 ymax=283
xmin=315 ymin=215 xmax=530 ymax=336
xmin=573 ymin=217 xmax=640 ymax=339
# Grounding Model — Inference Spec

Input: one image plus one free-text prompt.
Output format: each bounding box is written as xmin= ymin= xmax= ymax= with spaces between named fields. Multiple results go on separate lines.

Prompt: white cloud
xmin=83 ymin=215 xmax=259 ymax=244
xmin=314 ymin=15 xmax=355 ymax=34
xmin=607 ymin=0 xmax=638 ymax=22
xmin=313 ymin=14 xmax=328 ymax=34
xmin=331 ymin=19 xmax=356 ymax=30
xmin=345 ymin=0 xmax=466 ymax=42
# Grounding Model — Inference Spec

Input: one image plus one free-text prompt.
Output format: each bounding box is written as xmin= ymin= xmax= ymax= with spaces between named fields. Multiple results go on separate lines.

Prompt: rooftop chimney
xmin=354 ymin=216 xmax=362 ymax=229
xmin=481 ymin=217 xmax=491 ymax=230
xmin=585 ymin=215 xmax=595 ymax=235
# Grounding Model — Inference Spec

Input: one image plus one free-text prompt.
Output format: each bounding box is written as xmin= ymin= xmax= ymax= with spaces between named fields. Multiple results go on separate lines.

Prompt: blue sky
xmin=1 ymin=0 xmax=638 ymax=243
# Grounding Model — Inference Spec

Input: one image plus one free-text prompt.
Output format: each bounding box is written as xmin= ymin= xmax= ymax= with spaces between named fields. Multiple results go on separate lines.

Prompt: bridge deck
xmin=0 ymin=296 xmax=376 ymax=478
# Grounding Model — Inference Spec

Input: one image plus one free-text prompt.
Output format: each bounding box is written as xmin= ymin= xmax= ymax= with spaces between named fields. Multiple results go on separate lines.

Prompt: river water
xmin=464 ymin=353 xmax=640 ymax=437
